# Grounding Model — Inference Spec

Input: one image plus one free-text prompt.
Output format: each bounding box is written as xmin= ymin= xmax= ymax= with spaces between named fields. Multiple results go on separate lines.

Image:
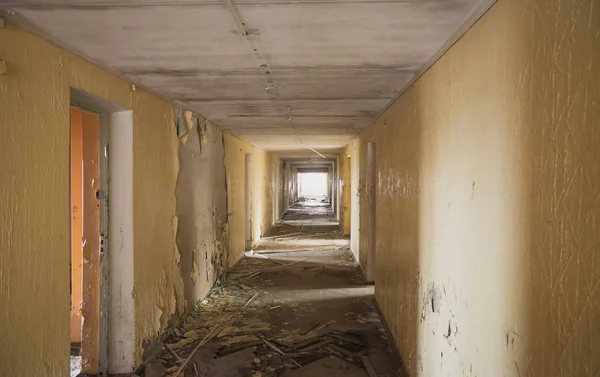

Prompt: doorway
xmin=70 ymin=107 xmax=102 ymax=376
xmin=69 ymin=89 xmax=135 ymax=376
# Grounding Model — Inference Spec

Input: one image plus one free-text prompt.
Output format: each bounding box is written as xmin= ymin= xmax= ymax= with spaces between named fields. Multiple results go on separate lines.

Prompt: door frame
xmin=70 ymin=89 xmax=135 ymax=375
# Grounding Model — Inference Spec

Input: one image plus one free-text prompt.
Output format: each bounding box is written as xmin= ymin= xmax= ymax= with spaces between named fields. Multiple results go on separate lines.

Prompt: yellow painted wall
xmin=131 ymin=90 xmax=183 ymax=362
xmin=224 ymin=133 xmax=277 ymax=265
xmin=347 ymin=0 xmax=600 ymax=375
xmin=175 ymin=116 xmax=228 ymax=305
xmin=0 ymin=23 xmax=184 ymax=375
xmin=80 ymin=110 xmax=101 ymax=374
xmin=339 ymin=151 xmax=351 ymax=236
xmin=346 ymin=140 xmax=361 ymax=264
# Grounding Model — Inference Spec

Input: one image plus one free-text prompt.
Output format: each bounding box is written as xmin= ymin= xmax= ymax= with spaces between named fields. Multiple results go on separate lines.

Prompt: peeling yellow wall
xmin=356 ymin=127 xmax=375 ymax=272
xmin=0 ymin=23 xmax=185 ymax=375
xmin=349 ymin=0 xmax=600 ymax=375
xmin=175 ymin=117 xmax=227 ymax=306
xmin=224 ymin=133 xmax=277 ymax=265
xmin=346 ymin=140 xmax=361 ymax=263
xmin=256 ymin=152 xmax=277 ymax=239
xmin=131 ymin=90 xmax=184 ymax=363
xmin=80 ymin=110 xmax=101 ymax=374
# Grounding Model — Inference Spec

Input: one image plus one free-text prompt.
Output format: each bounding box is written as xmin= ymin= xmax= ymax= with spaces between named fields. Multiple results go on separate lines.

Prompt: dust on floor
xmin=71 ymin=355 xmax=81 ymax=377
xmin=140 ymin=221 xmax=405 ymax=377
xmin=281 ymin=196 xmax=337 ymax=224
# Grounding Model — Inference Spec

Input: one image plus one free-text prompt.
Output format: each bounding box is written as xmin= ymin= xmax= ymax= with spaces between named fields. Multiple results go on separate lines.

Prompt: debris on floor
xmin=281 ymin=196 xmax=338 ymax=223
xmin=146 ymin=316 xmax=388 ymax=376
xmin=70 ymin=355 xmax=82 ymax=377
xmin=136 ymin=200 xmax=404 ymax=376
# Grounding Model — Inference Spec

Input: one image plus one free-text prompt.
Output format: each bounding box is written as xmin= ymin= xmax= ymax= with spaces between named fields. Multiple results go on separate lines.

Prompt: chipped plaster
xmin=175 ymin=114 xmax=228 ymax=305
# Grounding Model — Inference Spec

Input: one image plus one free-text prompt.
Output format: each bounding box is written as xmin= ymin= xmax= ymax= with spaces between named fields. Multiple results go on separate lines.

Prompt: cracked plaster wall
xmin=175 ymin=115 xmax=227 ymax=305
xmin=224 ymin=133 xmax=277 ymax=265
xmin=348 ymin=0 xmax=600 ymax=376
xmin=0 ymin=23 xmax=187 ymax=374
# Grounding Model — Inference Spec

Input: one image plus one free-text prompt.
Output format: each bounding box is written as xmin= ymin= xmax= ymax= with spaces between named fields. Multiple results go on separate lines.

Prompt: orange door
xmin=70 ymin=108 xmax=83 ymax=344
xmin=71 ymin=107 xmax=101 ymax=374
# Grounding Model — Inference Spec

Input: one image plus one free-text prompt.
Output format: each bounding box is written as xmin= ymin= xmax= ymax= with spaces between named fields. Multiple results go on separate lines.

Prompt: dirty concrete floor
xmin=281 ymin=196 xmax=337 ymax=224
xmin=147 ymin=201 xmax=405 ymax=377
xmin=70 ymin=355 xmax=81 ymax=377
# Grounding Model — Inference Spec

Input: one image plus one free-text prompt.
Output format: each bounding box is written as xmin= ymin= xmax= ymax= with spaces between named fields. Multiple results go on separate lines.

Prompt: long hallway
xmin=2 ymin=1 xmax=599 ymax=376
xmin=146 ymin=200 xmax=404 ymax=376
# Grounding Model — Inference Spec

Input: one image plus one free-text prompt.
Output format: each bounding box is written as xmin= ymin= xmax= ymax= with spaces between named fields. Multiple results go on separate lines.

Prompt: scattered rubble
xmin=134 ymin=205 xmax=403 ymax=377
xmin=148 ymin=323 xmax=377 ymax=377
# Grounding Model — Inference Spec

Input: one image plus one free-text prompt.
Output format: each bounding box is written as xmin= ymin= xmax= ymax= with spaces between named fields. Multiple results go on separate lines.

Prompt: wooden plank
xmin=361 ymin=356 xmax=378 ymax=377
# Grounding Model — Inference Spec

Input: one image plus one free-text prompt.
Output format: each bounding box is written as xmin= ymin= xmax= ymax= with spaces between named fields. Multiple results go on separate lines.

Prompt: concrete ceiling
xmin=2 ymin=0 xmax=493 ymax=156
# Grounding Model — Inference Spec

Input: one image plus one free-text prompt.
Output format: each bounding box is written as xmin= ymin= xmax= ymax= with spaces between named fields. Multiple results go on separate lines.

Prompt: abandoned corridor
xmin=138 ymin=198 xmax=405 ymax=377
xmin=1 ymin=0 xmax=599 ymax=376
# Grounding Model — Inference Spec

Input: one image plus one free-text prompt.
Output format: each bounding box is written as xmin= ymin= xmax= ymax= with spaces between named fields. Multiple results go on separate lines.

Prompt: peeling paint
xmin=0 ymin=22 xmax=187 ymax=374
xmin=339 ymin=152 xmax=351 ymax=236
xmin=175 ymin=117 xmax=227 ymax=306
